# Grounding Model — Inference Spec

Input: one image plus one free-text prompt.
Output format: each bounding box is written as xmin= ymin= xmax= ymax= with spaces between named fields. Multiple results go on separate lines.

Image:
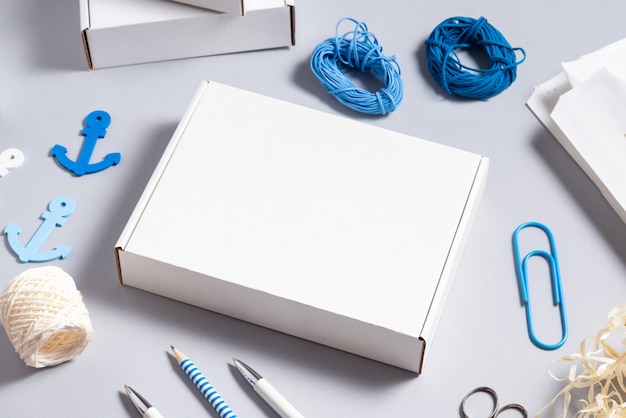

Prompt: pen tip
xmin=170 ymin=345 xmax=174 ymax=350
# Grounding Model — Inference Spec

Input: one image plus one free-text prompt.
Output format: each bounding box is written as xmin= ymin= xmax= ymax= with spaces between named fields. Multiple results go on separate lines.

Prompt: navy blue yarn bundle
xmin=424 ymin=16 xmax=526 ymax=100
xmin=310 ymin=18 xmax=403 ymax=115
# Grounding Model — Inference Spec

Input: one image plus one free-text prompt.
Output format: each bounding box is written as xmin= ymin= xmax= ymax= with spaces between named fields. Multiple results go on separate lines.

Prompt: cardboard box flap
xmin=115 ymin=82 xmax=209 ymax=258
xmin=420 ymin=156 xmax=489 ymax=343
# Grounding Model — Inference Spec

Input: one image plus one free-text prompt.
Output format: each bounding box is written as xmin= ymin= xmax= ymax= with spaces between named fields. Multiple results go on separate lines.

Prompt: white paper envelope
xmin=551 ymin=69 xmax=626 ymax=214
xmin=562 ymin=38 xmax=626 ymax=87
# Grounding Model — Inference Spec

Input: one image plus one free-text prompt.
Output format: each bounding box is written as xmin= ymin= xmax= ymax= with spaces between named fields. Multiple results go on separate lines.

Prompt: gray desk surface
xmin=2 ymin=0 xmax=626 ymax=416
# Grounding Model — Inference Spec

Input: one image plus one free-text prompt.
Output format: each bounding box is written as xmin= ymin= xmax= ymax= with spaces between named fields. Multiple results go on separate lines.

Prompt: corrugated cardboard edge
xmin=417 ymin=337 xmax=426 ymax=374
xmin=114 ymin=81 xmax=210 ymax=282
xmin=79 ymin=0 xmax=93 ymax=70
xmin=419 ymin=156 xmax=490 ymax=370
xmin=287 ymin=0 xmax=296 ymax=46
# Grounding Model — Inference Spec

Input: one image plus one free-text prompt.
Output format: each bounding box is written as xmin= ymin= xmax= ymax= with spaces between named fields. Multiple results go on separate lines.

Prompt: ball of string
xmin=310 ymin=18 xmax=403 ymax=115
xmin=0 ymin=266 xmax=94 ymax=368
xmin=424 ymin=16 xmax=526 ymax=100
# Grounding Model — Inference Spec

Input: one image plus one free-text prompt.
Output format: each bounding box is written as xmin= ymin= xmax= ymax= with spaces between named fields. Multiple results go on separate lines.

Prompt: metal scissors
xmin=461 ymin=387 xmax=528 ymax=418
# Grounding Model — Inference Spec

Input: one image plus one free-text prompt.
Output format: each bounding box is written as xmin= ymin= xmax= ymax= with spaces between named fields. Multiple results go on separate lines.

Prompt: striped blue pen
xmin=171 ymin=346 xmax=238 ymax=418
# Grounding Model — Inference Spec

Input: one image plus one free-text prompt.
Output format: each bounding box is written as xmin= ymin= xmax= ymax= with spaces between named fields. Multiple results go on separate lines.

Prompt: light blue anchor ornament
xmin=4 ymin=196 xmax=76 ymax=263
xmin=51 ymin=110 xmax=120 ymax=176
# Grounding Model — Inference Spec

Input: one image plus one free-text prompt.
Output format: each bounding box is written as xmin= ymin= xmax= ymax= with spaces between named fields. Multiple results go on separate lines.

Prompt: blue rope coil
xmin=424 ymin=16 xmax=526 ymax=100
xmin=310 ymin=18 xmax=403 ymax=115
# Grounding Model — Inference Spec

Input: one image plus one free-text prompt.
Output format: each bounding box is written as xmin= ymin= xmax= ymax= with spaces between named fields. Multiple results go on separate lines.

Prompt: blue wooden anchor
xmin=51 ymin=110 xmax=120 ymax=176
xmin=4 ymin=196 xmax=76 ymax=263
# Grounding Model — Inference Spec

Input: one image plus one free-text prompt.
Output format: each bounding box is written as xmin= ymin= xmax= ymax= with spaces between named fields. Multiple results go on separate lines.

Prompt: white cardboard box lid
xmin=116 ymin=81 xmax=488 ymax=368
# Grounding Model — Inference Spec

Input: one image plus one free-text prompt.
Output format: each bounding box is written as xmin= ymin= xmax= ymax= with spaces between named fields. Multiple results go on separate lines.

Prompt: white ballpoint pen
xmin=124 ymin=385 xmax=166 ymax=418
xmin=233 ymin=358 xmax=305 ymax=418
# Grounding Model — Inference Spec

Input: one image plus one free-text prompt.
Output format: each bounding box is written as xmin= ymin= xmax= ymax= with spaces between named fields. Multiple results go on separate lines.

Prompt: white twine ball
xmin=0 ymin=266 xmax=94 ymax=368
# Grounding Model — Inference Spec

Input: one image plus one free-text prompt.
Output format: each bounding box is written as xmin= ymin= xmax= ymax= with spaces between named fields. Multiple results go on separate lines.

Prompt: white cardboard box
xmin=80 ymin=0 xmax=295 ymax=69
xmin=170 ymin=0 xmax=288 ymax=16
xmin=115 ymin=81 xmax=489 ymax=373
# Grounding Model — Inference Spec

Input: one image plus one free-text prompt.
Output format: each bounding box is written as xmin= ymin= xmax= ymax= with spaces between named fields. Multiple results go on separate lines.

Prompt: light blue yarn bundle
xmin=424 ymin=16 xmax=526 ymax=100
xmin=310 ymin=18 xmax=403 ymax=115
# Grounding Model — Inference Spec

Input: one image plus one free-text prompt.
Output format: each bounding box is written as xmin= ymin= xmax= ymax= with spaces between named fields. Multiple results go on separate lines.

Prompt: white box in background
xmin=115 ymin=81 xmax=489 ymax=373
xmin=170 ymin=0 xmax=287 ymax=15
xmin=80 ymin=0 xmax=295 ymax=69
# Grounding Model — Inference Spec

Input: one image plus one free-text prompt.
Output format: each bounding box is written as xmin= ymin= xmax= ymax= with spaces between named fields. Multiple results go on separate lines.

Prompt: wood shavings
xmin=537 ymin=304 xmax=626 ymax=417
xmin=0 ymin=266 xmax=94 ymax=368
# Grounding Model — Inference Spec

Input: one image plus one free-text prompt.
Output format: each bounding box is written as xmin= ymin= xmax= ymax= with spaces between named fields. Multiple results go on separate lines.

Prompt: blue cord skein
xmin=310 ymin=18 xmax=403 ymax=115
xmin=424 ymin=16 xmax=526 ymax=100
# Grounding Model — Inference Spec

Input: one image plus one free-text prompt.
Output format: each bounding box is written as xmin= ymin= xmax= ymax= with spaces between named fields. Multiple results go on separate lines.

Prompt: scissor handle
xmin=461 ymin=387 xmax=498 ymax=418
xmin=496 ymin=403 xmax=528 ymax=418
xmin=461 ymin=387 xmax=527 ymax=418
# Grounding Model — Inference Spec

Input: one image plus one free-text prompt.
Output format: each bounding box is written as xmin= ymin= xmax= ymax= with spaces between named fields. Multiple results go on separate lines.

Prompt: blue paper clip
xmin=512 ymin=222 xmax=567 ymax=350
